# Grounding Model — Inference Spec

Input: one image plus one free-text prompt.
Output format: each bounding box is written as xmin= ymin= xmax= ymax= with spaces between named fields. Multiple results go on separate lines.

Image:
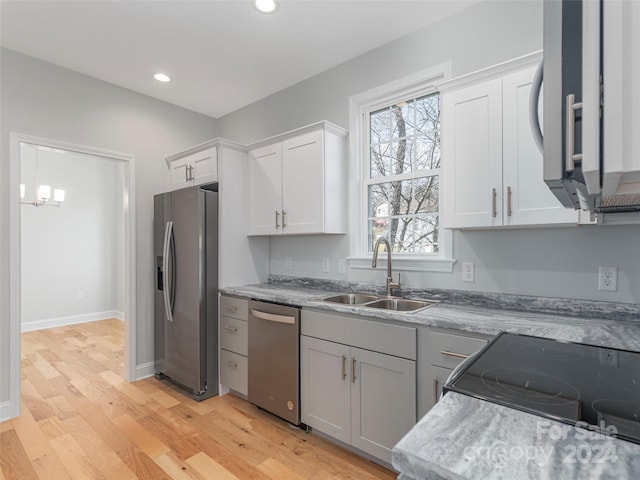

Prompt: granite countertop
xmin=392 ymin=392 xmax=640 ymax=480
xmin=220 ymin=282 xmax=640 ymax=352
xmin=222 ymin=280 xmax=640 ymax=479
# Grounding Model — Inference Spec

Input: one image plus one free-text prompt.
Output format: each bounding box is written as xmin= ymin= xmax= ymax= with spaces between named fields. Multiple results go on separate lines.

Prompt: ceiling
xmin=1 ymin=0 xmax=482 ymax=119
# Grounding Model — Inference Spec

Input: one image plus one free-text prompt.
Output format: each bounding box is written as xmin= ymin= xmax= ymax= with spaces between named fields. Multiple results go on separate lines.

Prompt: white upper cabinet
xmin=442 ymin=55 xmax=581 ymax=229
xmin=248 ymin=122 xmax=347 ymax=236
xmin=166 ymin=147 xmax=218 ymax=189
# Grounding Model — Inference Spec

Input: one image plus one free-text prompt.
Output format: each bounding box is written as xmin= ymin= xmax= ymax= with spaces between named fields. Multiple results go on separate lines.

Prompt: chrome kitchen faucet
xmin=371 ymin=237 xmax=401 ymax=297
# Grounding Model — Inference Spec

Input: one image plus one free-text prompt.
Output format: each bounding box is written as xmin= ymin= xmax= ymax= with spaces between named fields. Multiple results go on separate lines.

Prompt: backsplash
xmin=268 ymin=275 xmax=640 ymax=323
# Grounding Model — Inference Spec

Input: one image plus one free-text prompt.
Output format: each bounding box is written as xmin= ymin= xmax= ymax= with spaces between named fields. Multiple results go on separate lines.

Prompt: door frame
xmin=4 ymin=132 xmax=136 ymax=421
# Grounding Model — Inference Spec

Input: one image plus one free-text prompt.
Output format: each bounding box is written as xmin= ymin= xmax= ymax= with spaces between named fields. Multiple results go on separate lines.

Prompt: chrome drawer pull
xmin=341 ymin=354 xmax=347 ymax=381
xmin=433 ymin=378 xmax=439 ymax=404
xmin=440 ymin=350 xmax=469 ymax=359
xmin=351 ymin=357 xmax=357 ymax=383
xmin=224 ymin=326 xmax=238 ymax=333
xmin=225 ymin=360 xmax=238 ymax=368
xmin=223 ymin=306 xmax=238 ymax=312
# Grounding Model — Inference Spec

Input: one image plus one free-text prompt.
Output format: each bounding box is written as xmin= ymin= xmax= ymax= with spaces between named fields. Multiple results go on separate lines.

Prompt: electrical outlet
xmin=285 ymin=257 xmax=292 ymax=270
xmin=462 ymin=262 xmax=475 ymax=283
xmin=322 ymin=258 xmax=330 ymax=273
xmin=598 ymin=266 xmax=617 ymax=291
xmin=76 ymin=291 xmax=85 ymax=300
xmin=599 ymin=348 xmax=618 ymax=367
xmin=338 ymin=259 xmax=346 ymax=275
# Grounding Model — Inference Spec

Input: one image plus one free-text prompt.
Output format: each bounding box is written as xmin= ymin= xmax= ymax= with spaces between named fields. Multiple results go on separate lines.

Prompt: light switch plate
xmin=322 ymin=258 xmax=330 ymax=273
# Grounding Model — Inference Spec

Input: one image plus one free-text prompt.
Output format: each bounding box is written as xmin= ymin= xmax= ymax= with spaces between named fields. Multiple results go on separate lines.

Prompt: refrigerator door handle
xmin=162 ymin=221 xmax=175 ymax=322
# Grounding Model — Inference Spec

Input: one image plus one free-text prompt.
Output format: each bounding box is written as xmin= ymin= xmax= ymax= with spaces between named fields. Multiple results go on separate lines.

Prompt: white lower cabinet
xmin=219 ymin=295 xmax=249 ymax=396
xmin=300 ymin=310 xmax=416 ymax=464
xmin=418 ymin=328 xmax=490 ymax=417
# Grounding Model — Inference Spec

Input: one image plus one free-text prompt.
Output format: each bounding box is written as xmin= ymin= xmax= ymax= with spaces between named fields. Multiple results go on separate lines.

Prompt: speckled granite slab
xmin=220 ymin=282 xmax=640 ymax=352
xmin=392 ymin=392 xmax=640 ymax=480
xmin=268 ymin=275 xmax=640 ymax=322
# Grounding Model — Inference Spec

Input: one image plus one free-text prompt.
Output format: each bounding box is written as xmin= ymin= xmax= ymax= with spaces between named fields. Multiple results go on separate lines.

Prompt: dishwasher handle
xmin=250 ymin=309 xmax=296 ymax=325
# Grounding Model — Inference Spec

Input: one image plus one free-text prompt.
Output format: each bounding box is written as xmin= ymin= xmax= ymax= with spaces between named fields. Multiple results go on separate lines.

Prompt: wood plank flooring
xmin=1 ymin=319 xmax=396 ymax=479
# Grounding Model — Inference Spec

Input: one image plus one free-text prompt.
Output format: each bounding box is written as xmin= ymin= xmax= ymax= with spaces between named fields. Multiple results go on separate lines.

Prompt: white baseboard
xmin=0 ymin=400 xmax=19 ymax=422
xmin=135 ymin=361 xmax=156 ymax=380
xmin=21 ymin=310 xmax=124 ymax=332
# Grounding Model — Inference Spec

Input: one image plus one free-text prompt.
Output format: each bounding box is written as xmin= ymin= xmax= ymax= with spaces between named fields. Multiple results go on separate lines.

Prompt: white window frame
xmin=348 ymin=63 xmax=455 ymax=272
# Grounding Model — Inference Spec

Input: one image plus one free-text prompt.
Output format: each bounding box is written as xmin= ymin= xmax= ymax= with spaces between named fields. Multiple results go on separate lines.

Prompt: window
xmin=366 ymin=93 xmax=441 ymax=254
xmin=348 ymin=64 xmax=454 ymax=272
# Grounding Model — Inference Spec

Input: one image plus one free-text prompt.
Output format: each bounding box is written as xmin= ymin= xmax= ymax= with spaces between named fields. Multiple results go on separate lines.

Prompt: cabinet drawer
xmin=220 ymin=316 xmax=248 ymax=356
xmin=220 ymin=349 xmax=248 ymax=395
xmin=220 ymin=295 xmax=248 ymax=320
xmin=427 ymin=331 xmax=488 ymax=369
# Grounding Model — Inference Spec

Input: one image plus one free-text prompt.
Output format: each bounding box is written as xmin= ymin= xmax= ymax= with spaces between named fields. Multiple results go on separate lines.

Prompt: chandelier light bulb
xmin=38 ymin=185 xmax=51 ymax=201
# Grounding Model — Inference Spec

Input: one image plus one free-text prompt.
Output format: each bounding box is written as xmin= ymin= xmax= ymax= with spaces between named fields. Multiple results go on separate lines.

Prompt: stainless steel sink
xmin=363 ymin=298 xmax=438 ymax=312
xmin=320 ymin=293 xmax=379 ymax=304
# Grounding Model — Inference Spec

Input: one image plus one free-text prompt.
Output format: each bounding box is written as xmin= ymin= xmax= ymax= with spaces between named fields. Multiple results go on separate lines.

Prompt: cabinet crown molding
xmin=436 ymin=50 xmax=543 ymax=93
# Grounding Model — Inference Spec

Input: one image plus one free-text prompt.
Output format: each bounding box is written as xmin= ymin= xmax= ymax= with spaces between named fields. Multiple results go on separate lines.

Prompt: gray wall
xmin=218 ymin=0 xmax=640 ymax=305
xmin=20 ymin=146 xmax=123 ymax=328
xmin=0 ymin=48 xmax=219 ymax=404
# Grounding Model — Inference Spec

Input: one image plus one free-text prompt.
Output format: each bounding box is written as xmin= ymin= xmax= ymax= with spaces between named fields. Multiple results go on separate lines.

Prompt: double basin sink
xmin=317 ymin=293 xmax=438 ymax=313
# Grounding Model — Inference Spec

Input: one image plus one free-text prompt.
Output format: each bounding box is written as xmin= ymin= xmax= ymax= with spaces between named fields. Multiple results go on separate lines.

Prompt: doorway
xmin=5 ymin=133 xmax=136 ymax=421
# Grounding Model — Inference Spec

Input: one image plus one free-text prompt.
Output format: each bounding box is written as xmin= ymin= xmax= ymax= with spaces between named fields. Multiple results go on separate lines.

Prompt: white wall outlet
xmin=76 ymin=291 xmax=85 ymax=300
xmin=598 ymin=266 xmax=617 ymax=291
xmin=285 ymin=257 xmax=292 ymax=270
xmin=338 ymin=258 xmax=346 ymax=275
xmin=462 ymin=262 xmax=475 ymax=283
xmin=322 ymin=258 xmax=330 ymax=273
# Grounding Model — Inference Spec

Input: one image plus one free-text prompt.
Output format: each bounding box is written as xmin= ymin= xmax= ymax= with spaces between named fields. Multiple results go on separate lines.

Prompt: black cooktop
xmin=444 ymin=332 xmax=640 ymax=445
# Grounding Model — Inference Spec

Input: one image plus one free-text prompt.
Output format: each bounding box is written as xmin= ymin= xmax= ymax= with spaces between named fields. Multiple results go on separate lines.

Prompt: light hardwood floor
xmin=1 ymin=319 xmax=396 ymax=480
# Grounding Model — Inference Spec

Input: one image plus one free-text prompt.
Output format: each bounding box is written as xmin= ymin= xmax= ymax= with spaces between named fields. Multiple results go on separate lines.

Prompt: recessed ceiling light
xmin=154 ymin=73 xmax=171 ymax=83
xmin=254 ymin=0 xmax=278 ymax=14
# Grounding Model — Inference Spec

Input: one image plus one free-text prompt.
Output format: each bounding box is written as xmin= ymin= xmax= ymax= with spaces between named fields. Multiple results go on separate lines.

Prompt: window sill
xmin=347 ymin=256 xmax=456 ymax=273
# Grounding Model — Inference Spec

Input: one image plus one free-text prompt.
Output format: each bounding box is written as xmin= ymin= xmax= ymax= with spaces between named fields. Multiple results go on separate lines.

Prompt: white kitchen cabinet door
xmin=281 ymin=130 xmax=324 ymax=234
xmin=167 ymin=147 xmax=217 ymax=190
xmin=169 ymin=155 xmax=192 ymax=190
xmin=300 ymin=335 xmax=351 ymax=444
xmin=189 ymin=147 xmax=218 ymax=185
xmin=249 ymin=143 xmax=283 ymax=235
xmin=422 ymin=364 xmax=451 ymax=414
xmin=502 ymin=68 xmax=580 ymax=226
xmin=350 ymin=347 xmax=416 ymax=464
xmin=442 ymin=78 xmax=503 ymax=228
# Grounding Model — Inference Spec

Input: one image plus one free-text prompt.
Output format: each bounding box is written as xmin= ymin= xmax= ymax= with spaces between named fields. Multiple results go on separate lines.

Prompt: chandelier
xmin=20 ymin=147 xmax=65 ymax=207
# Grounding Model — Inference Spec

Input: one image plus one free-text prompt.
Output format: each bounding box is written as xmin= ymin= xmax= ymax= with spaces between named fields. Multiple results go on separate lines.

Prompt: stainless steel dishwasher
xmin=248 ymin=300 xmax=301 ymax=426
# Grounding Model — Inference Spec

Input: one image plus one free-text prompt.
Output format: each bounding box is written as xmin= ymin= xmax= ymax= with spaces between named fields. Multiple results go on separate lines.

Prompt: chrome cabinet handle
xmin=433 ymin=378 xmax=439 ymax=404
xmin=223 ymin=306 xmax=238 ymax=312
xmin=351 ymin=357 xmax=357 ymax=383
xmin=565 ymin=93 xmax=583 ymax=173
xmin=282 ymin=210 xmax=287 ymax=228
xmin=275 ymin=210 xmax=280 ymax=229
xmin=224 ymin=326 xmax=238 ymax=333
xmin=341 ymin=354 xmax=347 ymax=381
xmin=492 ymin=188 xmax=497 ymax=218
xmin=225 ymin=360 xmax=238 ymax=368
xmin=507 ymin=186 xmax=512 ymax=217
xmin=440 ymin=350 xmax=469 ymax=359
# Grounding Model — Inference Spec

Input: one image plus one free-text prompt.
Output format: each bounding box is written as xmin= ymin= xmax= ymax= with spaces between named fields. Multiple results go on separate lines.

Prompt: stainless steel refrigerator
xmin=154 ymin=184 xmax=218 ymax=401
